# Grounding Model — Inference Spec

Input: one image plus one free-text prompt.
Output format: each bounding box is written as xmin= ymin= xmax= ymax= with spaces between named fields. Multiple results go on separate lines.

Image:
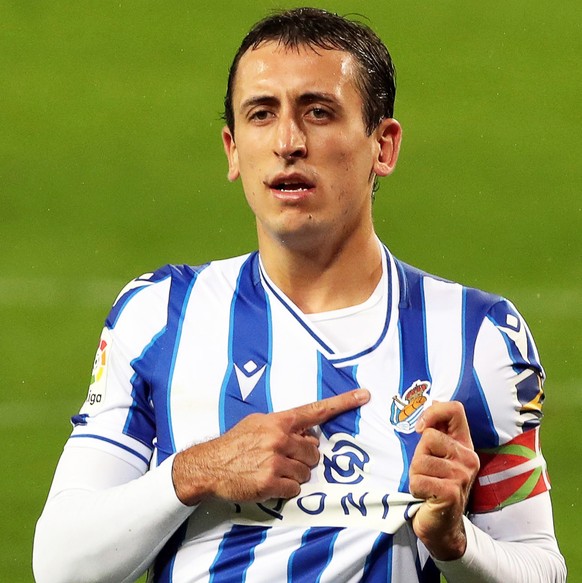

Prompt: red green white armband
xmin=470 ymin=427 xmax=550 ymax=513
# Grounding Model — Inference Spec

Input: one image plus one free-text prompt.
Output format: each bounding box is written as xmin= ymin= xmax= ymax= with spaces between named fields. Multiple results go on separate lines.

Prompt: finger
xmin=414 ymin=427 xmax=456 ymax=458
xmin=273 ymin=477 xmax=303 ymax=500
xmin=416 ymin=401 xmax=473 ymax=448
xmin=410 ymin=447 xmax=457 ymax=479
xmin=280 ymin=457 xmax=312 ymax=484
xmin=410 ymin=430 xmax=480 ymax=498
xmin=282 ymin=433 xmax=320 ymax=467
xmin=284 ymin=389 xmax=371 ymax=432
xmin=409 ymin=473 xmax=463 ymax=505
xmin=410 ymin=454 xmax=477 ymax=504
xmin=260 ymin=457 xmax=313 ymax=500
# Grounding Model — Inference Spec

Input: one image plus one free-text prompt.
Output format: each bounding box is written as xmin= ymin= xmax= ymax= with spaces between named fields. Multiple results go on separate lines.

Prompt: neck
xmin=258 ymin=226 xmax=382 ymax=314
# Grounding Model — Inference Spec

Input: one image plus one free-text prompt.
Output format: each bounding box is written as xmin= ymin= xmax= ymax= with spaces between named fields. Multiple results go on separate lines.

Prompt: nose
xmin=274 ymin=114 xmax=307 ymax=160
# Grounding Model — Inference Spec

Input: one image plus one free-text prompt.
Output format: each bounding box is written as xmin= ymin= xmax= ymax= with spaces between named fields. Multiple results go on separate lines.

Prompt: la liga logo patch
xmin=390 ymin=380 xmax=431 ymax=433
xmin=86 ymin=328 xmax=111 ymax=407
xmin=91 ymin=338 xmax=108 ymax=385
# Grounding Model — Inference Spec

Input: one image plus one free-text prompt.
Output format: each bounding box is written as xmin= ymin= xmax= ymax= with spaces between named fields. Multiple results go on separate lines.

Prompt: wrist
xmin=426 ymin=523 xmax=467 ymax=561
xmin=172 ymin=449 xmax=210 ymax=506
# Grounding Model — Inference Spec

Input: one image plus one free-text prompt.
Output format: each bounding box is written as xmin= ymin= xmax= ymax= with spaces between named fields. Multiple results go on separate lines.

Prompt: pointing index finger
xmin=287 ymin=389 xmax=370 ymax=432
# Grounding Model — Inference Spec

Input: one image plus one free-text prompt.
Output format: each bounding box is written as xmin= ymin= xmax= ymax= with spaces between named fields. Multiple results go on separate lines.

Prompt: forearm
xmin=435 ymin=511 xmax=567 ymax=582
xmin=33 ymin=448 xmax=193 ymax=583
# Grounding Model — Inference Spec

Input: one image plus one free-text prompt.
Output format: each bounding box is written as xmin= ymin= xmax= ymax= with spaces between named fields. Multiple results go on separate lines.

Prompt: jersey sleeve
xmin=68 ymin=268 xmax=173 ymax=472
xmin=469 ymin=298 xmax=550 ymax=513
xmin=435 ymin=494 xmax=566 ymax=582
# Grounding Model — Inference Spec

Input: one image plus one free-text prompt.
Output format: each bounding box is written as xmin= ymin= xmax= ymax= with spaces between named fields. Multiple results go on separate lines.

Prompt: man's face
xmin=222 ymin=42 xmax=401 ymax=251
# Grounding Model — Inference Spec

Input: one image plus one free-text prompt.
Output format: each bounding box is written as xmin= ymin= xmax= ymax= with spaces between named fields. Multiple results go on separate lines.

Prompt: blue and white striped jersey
xmin=69 ymin=245 xmax=545 ymax=583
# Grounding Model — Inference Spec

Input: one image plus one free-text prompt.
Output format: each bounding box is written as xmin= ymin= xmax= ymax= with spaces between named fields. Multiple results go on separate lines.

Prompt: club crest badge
xmin=390 ymin=380 xmax=431 ymax=433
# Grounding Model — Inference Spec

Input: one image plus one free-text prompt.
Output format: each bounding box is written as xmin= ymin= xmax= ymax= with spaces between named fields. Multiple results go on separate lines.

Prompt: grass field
xmin=2 ymin=1 xmax=580 ymax=581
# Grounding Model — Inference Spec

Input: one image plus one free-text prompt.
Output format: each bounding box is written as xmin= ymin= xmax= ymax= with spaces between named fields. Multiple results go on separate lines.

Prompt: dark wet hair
xmin=223 ymin=7 xmax=396 ymax=136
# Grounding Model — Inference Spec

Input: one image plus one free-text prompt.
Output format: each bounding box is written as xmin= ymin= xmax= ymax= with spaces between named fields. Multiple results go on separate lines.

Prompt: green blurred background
xmin=2 ymin=1 xmax=580 ymax=581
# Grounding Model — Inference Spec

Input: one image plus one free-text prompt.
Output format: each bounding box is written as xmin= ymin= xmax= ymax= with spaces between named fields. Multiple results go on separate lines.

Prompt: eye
xmin=249 ymin=109 xmax=274 ymax=123
xmin=307 ymin=107 xmax=332 ymax=121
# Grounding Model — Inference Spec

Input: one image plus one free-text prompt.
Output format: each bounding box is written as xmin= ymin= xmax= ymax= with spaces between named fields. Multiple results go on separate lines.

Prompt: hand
xmin=172 ymin=388 xmax=370 ymax=506
xmin=409 ymin=401 xmax=480 ymax=561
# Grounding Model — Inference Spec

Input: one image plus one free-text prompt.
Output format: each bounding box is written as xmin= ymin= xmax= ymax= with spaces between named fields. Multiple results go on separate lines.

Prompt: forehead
xmin=232 ymin=41 xmax=361 ymax=106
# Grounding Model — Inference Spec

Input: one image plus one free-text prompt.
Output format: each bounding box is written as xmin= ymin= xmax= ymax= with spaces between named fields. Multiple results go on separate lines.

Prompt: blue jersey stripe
xmin=219 ymin=254 xmax=273 ymax=434
xmin=288 ymin=527 xmax=341 ymax=583
xmin=149 ymin=264 xmax=207 ymax=464
xmin=317 ymin=353 xmax=361 ymax=439
xmin=123 ymin=327 xmax=166 ymax=448
xmin=209 ymin=525 xmax=268 ymax=583
xmin=395 ymin=264 xmax=432 ymax=392
xmin=362 ymin=532 xmax=393 ymax=582
xmin=393 ymin=262 xmax=431 ymax=492
xmin=395 ymin=429 xmax=412 ymax=493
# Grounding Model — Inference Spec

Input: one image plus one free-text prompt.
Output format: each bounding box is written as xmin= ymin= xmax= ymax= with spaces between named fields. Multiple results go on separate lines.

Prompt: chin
xmin=263 ymin=216 xmax=327 ymax=247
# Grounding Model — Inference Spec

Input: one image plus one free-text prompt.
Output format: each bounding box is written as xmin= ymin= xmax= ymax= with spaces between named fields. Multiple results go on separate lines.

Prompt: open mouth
xmin=268 ymin=173 xmax=315 ymax=194
xmin=273 ymin=182 xmax=312 ymax=192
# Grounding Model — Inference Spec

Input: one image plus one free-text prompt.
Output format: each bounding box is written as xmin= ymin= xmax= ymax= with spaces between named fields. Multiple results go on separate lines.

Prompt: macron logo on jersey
xmin=234 ymin=360 xmax=267 ymax=400
xmin=497 ymin=313 xmax=529 ymax=363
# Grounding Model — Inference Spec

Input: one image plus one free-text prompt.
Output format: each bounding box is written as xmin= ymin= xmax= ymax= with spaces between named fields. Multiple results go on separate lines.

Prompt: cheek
xmin=238 ymin=159 xmax=262 ymax=195
xmin=323 ymin=135 xmax=373 ymax=174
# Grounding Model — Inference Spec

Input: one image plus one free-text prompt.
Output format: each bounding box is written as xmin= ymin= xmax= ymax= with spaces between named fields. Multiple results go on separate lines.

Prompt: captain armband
xmin=469 ymin=427 xmax=551 ymax=513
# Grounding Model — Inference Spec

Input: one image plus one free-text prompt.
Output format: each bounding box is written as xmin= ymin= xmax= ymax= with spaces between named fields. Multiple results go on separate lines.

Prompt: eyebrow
xmin=239 ymin=95 xmax=278 ymax=113
xmin=298 ymin=92 xmax=339 ymax=107
xmin=239 ymin=92 xmax=339 ymax=114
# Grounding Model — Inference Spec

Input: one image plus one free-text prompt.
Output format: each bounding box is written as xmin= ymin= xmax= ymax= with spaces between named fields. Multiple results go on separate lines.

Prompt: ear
xmin=221 ymin=126 xmax=240 ymax=181
xmin=373 ymin=118 xmax=402 ymax=177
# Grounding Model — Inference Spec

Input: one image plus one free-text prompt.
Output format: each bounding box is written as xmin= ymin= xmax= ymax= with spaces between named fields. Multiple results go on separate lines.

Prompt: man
xmin=33 ymin=8 xmax=566 ymax=582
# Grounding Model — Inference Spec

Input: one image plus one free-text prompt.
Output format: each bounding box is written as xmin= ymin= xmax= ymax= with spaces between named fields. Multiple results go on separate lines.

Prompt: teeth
xmin=278 ymin=183 xmax=309 ymax=191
